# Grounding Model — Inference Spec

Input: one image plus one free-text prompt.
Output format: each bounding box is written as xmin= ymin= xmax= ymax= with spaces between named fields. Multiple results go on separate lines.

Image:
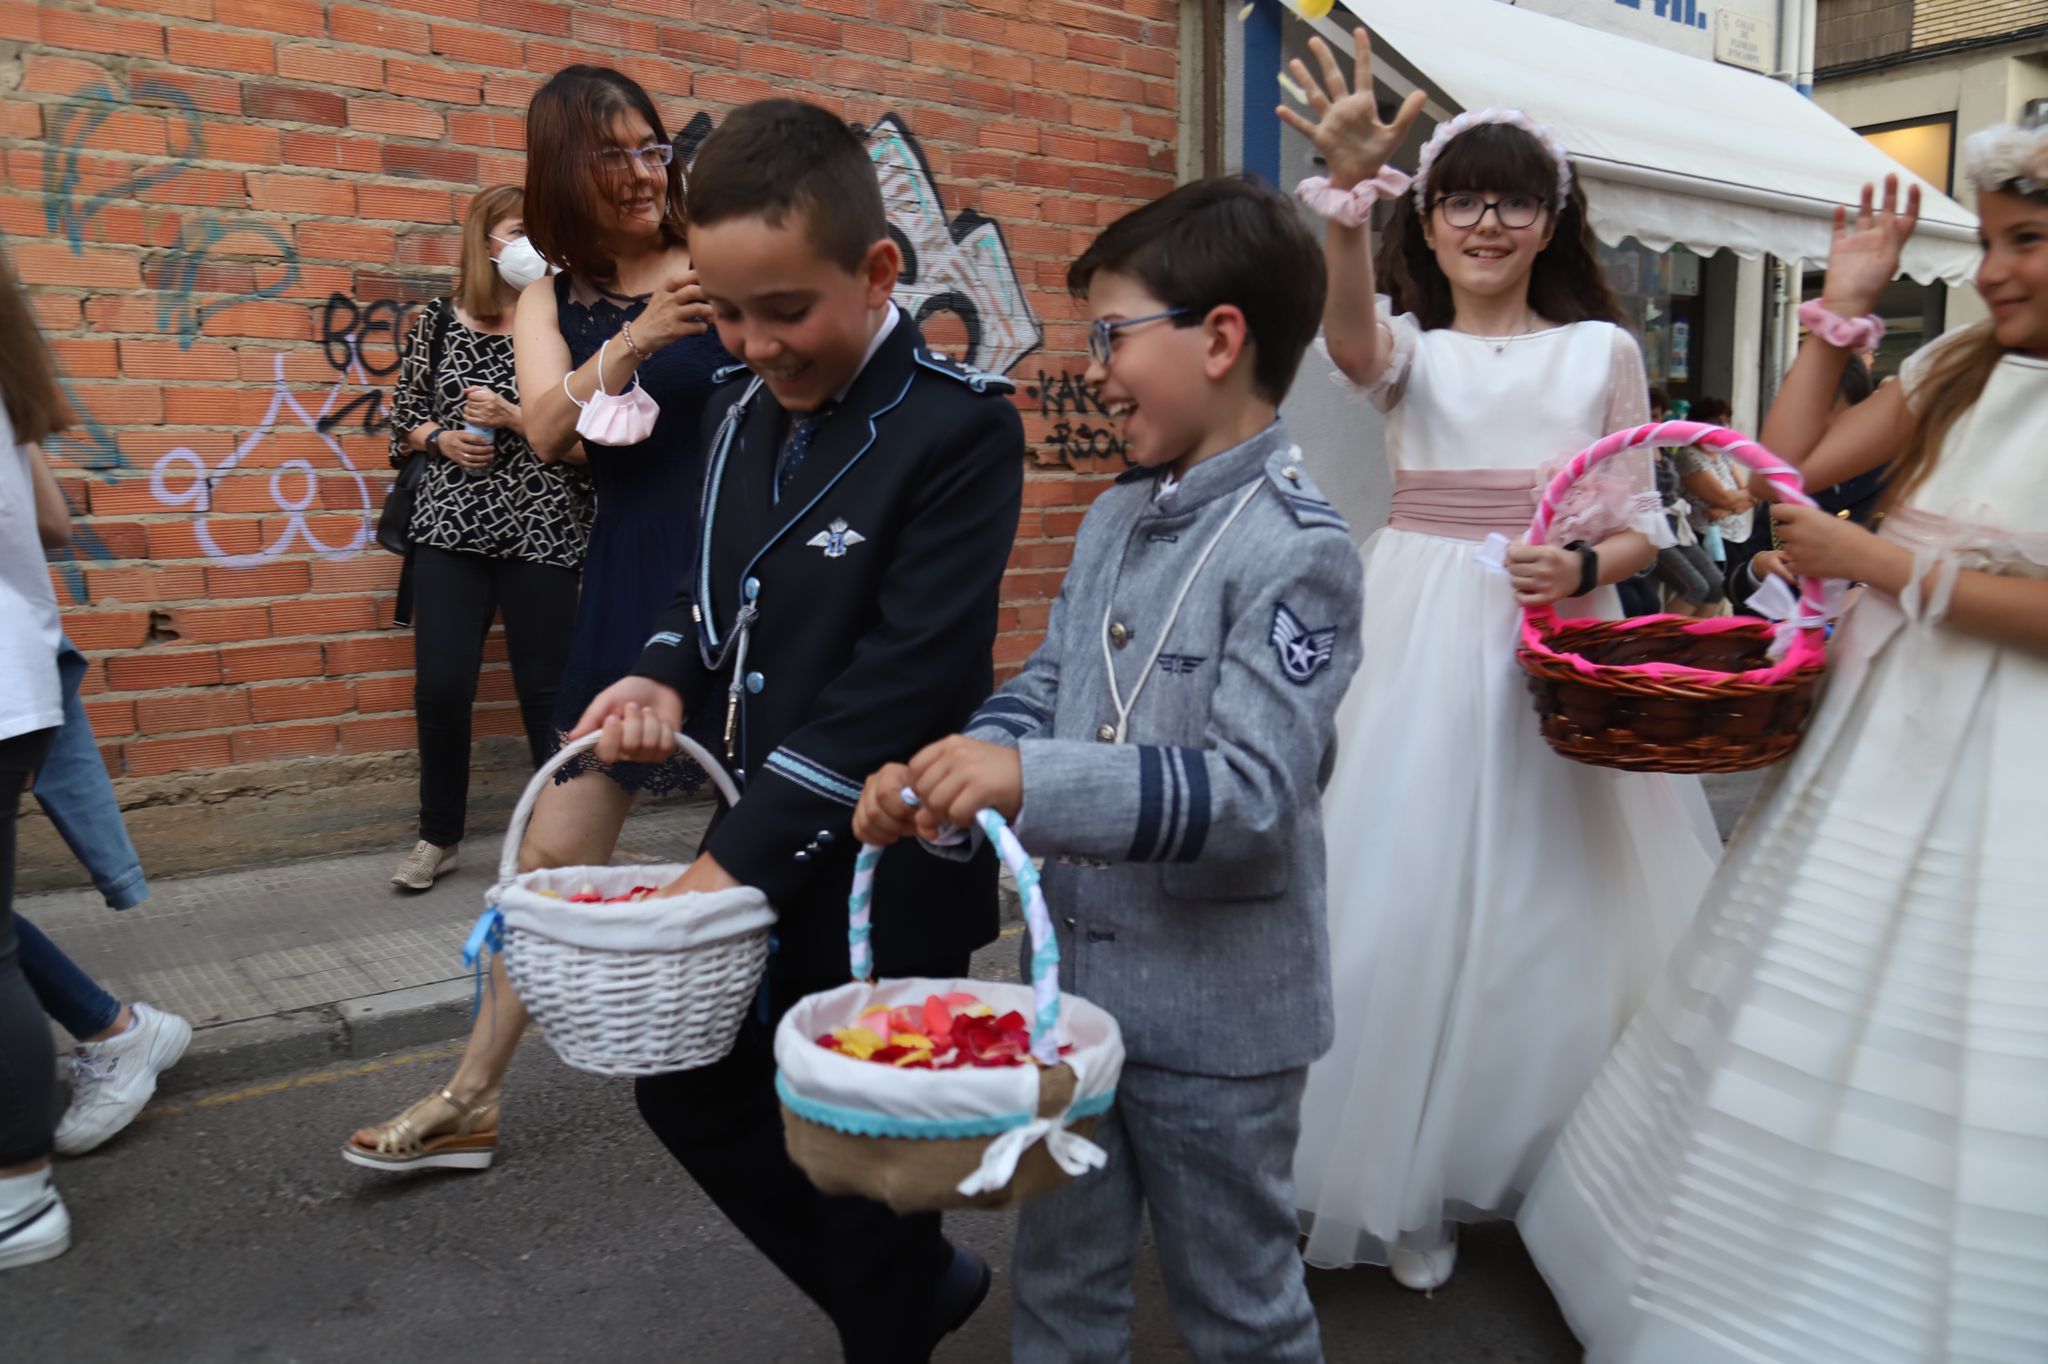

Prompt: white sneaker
xmin=54 ymin=1002 xmax=193 ymax=1156
xmin=0 ymin=1170 xmax=71 ymax=1269
xmin=391 ymin=840 xmax=458 ymax=890
xmin=1389 ymin=1234 xmax=1458 ymax=1292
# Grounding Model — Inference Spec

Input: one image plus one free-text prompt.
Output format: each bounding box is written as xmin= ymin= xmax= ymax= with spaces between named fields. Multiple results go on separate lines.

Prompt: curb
xmin=151 ymin=977 xmax=480 ymax=1099
xmin=137 ymin=877 xmax=1025 ymax=1097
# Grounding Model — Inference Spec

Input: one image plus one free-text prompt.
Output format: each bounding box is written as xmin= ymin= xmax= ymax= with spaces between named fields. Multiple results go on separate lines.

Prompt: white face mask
xmin=491 ymin=234 xmax=553 ymax=291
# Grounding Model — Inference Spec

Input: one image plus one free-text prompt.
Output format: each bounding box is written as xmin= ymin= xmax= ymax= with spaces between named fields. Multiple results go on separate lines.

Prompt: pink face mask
xmin=565 ymin=336 xmax=659 ymax=446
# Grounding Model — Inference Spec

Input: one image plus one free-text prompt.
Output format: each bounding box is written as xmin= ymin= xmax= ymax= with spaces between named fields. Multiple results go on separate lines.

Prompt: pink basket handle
xmin=1526 ymin=421 xmax=1828 ymax=645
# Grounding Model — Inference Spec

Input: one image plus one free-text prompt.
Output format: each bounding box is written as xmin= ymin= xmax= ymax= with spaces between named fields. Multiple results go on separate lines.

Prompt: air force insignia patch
xmin=807 ymin=518 xmax=867 ymax=559
xmin=1270 ymin=603 xmax=1336 ymax=684
xmin=1156 ymin=654 xmax=1205 ymax=675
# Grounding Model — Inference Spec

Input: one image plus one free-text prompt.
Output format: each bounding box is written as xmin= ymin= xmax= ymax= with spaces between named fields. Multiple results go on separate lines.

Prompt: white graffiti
xmin=866 ymin=115 xmax=1043 ymax=376
xmin=149 ymin=349 xmax=375 ymax=565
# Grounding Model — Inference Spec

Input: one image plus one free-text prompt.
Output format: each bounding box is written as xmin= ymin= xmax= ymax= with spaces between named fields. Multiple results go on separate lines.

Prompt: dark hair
xmin=523 ymin=66 xmax=687 ymax=282
xmin=1836 ymin=352 xmax=1874 ymax=407
xmin=1693 ymin=396 xmax=1732 ymax=426
xmin=0 ymin=241 xmax=78 ymax=444
xmin=1378 ymin=122 xmax=1621 ymax=330
xmin=1068 ymin=175 xmax=1327 ymax=403
xmin=687 ymin=99 xmax=886 ymax=273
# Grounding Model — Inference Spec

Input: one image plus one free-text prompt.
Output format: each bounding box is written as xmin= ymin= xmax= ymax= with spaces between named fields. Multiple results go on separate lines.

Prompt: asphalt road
xmin=14 ymin=774 xmax=1780 ymax=1362
xmin=12 ymin=1026 xmax=1582 ymax=1363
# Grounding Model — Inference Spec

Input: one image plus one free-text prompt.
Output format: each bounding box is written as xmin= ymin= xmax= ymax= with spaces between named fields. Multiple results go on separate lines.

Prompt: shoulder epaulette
xmin=1264 ymin=448 xmax=1351 ymax=533
xmin=914 ymin=347 xmax=1017 ymax=396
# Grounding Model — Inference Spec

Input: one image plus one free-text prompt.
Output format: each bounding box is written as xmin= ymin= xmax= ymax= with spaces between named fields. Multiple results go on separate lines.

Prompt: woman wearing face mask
xmin=345 ymin=69 xmax=727 ymax=1173
xmin=386 ymin=183 xmax=595 ymax=893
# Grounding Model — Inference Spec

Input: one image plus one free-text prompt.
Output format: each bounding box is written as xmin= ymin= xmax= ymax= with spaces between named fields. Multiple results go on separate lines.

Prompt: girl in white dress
xmin=1520 ymin=131 xmax=2048 ymax=1364
xmin=1278 ymin=33 xmax=1721 ymax=1291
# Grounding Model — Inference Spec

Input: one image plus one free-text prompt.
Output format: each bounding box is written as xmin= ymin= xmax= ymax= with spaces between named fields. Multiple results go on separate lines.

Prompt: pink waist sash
xmin=1387 ymin=468 xmax=1537 ymax=542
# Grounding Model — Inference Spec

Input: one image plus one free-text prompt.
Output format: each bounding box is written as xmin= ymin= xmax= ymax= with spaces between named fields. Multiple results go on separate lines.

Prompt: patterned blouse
xmin=388 ymin=298 xmax=594 ymax=570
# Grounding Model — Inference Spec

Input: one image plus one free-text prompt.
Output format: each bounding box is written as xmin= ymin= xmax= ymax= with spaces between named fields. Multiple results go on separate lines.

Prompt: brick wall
xmin=6 ymin=0 xmax=1180 ymax=809
xmin=1816 ymin=0 xmax=1915 ymax=69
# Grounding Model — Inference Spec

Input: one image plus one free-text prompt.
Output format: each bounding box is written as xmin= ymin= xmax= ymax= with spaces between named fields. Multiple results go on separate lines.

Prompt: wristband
xmin=1566 ymin=540 xmax=1600 ymax=598
xmin=1797 ymin=299 xmax=1885 ymax=352
xmin=1295 ymin=167 xmax=1415 ymax=228
xmin=426 ymin=427 xmax=447 ymax=455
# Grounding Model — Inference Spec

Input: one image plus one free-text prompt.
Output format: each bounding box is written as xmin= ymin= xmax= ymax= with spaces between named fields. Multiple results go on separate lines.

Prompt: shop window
xmin=1600 ymin=238 xmax=1705 ymax=411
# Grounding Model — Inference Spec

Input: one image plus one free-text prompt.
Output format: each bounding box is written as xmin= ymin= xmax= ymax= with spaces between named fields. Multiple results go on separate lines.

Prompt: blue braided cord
xmin=849 ymin=844 xmax=882 ymax=981
xmin=776 ymin=1071 xmax=1117 ymax=1138
xmin=974 ymin=809 xmax=1063 ymax=1055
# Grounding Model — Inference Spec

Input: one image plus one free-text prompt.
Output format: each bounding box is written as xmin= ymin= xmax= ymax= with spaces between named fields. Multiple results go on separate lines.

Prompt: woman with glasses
xmin=345 ymin=66 xmax=729 ymax=1173
xmin=1281 ymin=36 xmax=1718 ymax=1293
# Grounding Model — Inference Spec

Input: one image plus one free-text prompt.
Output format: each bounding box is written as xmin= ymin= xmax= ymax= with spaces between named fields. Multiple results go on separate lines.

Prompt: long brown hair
xmin=1883 ymin=321 xmax=2003 ymax=512
xmin=523 ymin=66 xmax=687 ymax=283
xmin=1377 ymin=122 xmax=1622 ymax=331
xmin=0 ymin=241 xmax=77 ymax=444
xmin=457 ymin=184 xmax=525 ymax=322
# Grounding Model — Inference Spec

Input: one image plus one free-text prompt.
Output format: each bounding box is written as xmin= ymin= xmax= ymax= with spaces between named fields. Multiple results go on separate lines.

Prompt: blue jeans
xmin=15 ymin=914 xmax=119 ymax=1042
xmin=34 ymin=640 xmax=148 ymax=911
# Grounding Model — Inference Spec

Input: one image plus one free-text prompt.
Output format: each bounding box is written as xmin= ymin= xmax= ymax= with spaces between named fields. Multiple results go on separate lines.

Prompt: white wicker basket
xmin=479 ymin=730 xmax=774 ymax=1078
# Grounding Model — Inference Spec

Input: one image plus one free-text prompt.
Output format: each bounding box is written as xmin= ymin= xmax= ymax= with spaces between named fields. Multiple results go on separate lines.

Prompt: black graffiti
xmin=311 ymin=293 xmax=426 ymax=437
xmin=1027 ymin=369 xmax=1131 ymax=468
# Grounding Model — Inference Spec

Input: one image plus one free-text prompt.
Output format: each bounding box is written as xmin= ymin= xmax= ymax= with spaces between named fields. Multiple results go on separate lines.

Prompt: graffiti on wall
xmin=1027 ymin=369 xmax=1132 ymax=469
xmin=35 ymin=88 xmax=1043 ymax=574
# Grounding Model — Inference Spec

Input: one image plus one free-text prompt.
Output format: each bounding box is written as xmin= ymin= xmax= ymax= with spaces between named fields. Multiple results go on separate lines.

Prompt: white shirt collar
xmin=833 ymin=303 xmax=900 ymax=404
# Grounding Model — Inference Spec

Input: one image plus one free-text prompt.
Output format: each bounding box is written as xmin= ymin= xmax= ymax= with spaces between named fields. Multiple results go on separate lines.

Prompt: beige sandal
xmin=342 ymin=1088 xmax=499 ymax=1172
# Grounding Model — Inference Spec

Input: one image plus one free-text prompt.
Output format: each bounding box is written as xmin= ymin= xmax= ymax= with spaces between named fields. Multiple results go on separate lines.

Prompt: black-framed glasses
xmin=592 ymin=142 xmax=675 ymax=173
xmin=1433 ymin=193 xmax=1546 ymax=229
xmin=1088 ymin=308 xmax=1194 ymax=366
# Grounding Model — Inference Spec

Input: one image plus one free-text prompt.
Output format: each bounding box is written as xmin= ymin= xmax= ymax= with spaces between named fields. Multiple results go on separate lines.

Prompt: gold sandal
xmin=341 ymin=1088 xmax=499 ymax=1172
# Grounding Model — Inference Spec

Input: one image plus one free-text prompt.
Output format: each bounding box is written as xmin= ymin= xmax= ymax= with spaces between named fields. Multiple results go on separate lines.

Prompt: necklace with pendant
xmin=1490 ymin=312 xmax=1539 ymax=355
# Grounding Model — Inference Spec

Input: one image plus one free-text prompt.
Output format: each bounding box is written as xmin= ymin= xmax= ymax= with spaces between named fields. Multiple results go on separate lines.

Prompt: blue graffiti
xmin=156 ymin=217 xmax=301 ymax=347
xmin=41 ymin=79 xmax=202 ymax=252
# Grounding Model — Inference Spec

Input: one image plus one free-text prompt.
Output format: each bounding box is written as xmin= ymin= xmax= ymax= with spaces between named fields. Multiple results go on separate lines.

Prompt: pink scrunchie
xmin=1296 ymin=166 xmax=1415 ymax=227
xmin=1797 ymin=299 xmax=1886 ymax=352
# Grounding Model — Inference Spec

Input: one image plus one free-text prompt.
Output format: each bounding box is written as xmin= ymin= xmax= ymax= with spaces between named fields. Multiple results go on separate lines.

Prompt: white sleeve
xmin=1315 ymin=299 xmax=1422 ymax=413
xmin=1537 ymin=326 xmax=1670 ymax=548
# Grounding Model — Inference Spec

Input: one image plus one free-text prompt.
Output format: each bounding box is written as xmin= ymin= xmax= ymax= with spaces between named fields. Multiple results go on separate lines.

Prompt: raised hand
xmin=1821 ymin=174 xmax=1920 ymax=317
xmin=634 ymin=269 xmax=713 ymax=352
xmin=1275 ymin=28 xmax=1426 ymax=192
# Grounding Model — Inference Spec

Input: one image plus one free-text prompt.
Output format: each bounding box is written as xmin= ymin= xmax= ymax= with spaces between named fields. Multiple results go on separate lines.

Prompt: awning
xmin=1311 ymin=0 xmax=1981 ymax=285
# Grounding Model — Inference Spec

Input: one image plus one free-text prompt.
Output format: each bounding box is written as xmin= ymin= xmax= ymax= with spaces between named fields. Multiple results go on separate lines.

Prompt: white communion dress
xmin=1294 ymin=304 xmax=1722 ymax=1269
xmin=1520 ymin=337 xmax=2048 ymax=1362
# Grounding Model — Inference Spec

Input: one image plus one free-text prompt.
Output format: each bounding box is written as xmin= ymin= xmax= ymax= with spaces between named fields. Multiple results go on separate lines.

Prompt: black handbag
xmin=375 ymin=298 xmax=452 ymax=556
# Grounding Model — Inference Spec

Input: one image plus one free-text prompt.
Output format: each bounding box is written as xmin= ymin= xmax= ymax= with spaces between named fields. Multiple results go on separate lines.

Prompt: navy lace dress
xmin=549 ymin=271 xmax=732 ymax=794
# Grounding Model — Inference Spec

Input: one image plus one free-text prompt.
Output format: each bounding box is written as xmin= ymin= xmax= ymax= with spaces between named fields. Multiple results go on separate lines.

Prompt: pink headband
xmin=1411 ymin=107 xmax=1574 ymax=211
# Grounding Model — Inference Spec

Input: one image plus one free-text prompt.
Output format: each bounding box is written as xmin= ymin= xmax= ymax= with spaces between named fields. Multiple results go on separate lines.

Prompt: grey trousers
xmin=1012 ymin=1061 xmax=1322 ymax=1364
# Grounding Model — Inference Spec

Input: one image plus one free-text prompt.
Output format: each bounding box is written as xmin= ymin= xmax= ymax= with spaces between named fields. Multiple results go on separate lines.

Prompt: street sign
xmin=1715 ymin=10 xmax=1774 ymax=73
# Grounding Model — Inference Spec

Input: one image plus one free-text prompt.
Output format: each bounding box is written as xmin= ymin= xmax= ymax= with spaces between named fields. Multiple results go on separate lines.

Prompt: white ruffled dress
xmin=1520 ymin=341 xmax=2048 ymax=1361
xmin=1294 ymin=305 xmax=1722 ymax=1269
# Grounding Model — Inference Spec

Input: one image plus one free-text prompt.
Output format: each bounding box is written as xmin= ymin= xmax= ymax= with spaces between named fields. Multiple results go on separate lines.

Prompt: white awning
xmin=1313 ymin=0 xmax=1981 ymax=286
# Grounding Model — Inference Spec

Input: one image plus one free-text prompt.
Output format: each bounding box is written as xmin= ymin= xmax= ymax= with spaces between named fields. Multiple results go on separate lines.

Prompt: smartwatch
xmin=1565 ymin=540 xmax=1600 ymax=598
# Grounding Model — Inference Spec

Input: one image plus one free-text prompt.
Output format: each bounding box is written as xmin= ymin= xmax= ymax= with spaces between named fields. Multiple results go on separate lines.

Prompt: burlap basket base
xmin=782 ymin=1061 xmax=1097 ymax=1214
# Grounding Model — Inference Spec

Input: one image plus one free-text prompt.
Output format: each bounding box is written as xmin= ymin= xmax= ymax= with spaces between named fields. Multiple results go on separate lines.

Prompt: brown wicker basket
xmin=1518 ymin=421 xmax=1830 ymax=775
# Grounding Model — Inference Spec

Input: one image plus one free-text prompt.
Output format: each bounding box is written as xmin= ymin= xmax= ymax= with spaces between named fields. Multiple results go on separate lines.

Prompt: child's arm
xmin=1760 ymin=177 xmax=1918 ymax=485
xmin=1278 ymin=30 xmax=1425 ymax=389
xmin=690 ymin=401 xmax=1024 ymax=906
xmin=981 ymin=527 xmax=1364 ymax=865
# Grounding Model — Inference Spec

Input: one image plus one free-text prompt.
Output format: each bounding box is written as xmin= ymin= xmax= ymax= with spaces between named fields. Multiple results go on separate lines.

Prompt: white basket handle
xmin=849 ymin=804 xmax=1061 ymax=1067
xmin=494 ymin=730 xmax=740 ymax=890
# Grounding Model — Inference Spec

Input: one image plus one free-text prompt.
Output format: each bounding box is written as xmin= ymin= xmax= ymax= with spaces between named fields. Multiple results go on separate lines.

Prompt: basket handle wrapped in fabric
xmin=1526 ymin=420 xmax=1828 ymax=674
xmin=850 ymin=805 xmax=1062 ymax=1067
xmin=491 ymin=730 xmax=741 ymax=900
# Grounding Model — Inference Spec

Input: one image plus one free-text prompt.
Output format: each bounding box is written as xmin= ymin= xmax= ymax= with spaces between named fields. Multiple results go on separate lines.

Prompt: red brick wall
xmin=6 ymin=0 xmax=1179 ymax=785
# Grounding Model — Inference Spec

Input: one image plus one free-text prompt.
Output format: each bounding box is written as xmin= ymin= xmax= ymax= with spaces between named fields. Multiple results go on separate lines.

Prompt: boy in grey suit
xmin=855 ymin=177 xmax=1363 ymax=1363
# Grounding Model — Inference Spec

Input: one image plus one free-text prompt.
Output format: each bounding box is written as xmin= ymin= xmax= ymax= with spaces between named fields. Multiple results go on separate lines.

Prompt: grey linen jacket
xmin=959 ymin=420 xmax=1364 ymax=1076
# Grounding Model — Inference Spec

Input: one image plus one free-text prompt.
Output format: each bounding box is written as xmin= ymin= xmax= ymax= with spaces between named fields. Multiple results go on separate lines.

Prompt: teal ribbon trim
xmin=775 ymin=1071 xmax=1114 ymax=1139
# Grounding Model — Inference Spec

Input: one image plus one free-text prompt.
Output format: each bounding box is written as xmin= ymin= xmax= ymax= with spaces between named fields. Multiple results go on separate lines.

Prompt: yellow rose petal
xmin=1237 ymin=1 xmax=1254 ymax=19
xmin=891 ymin=1033 xmax=934 ymax=1050
xmin=1294 ymin=0 xmax=1333 ymax=17
xmin=1277 ymin=71 xmax=1309 ymax=105
xmin=961 ymin=1003 xmax=995 ymax=1018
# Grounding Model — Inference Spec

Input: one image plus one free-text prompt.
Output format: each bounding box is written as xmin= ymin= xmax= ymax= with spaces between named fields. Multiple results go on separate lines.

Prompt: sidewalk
xmin=22 ymin=798 xmax=716 ymax=1094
